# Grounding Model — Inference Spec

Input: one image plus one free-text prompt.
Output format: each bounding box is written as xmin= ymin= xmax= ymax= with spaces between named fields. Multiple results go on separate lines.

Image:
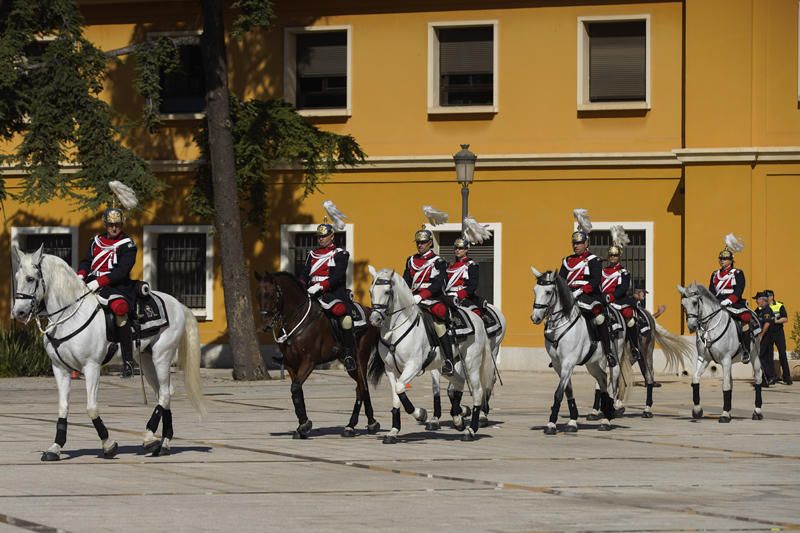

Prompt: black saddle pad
xmin=452 ymin=307 xmax=476 ymax=339
xmin=482 ymin=305 xmax=502 ymax=338
xmin=104 ymin=293 xmax=169 ymax=343
xmin=582 ymin=314 xmax=600 ymax=343
xmin=351 ymin=302 xmax=369 ymax=331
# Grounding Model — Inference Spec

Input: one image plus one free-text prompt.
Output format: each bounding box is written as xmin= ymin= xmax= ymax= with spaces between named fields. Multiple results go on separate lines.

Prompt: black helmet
xmin=102 ymin=207 xmax=125 ymax=225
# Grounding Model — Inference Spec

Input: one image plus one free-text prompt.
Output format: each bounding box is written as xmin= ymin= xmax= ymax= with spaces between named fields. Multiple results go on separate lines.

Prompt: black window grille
xmin=588 ymin=21 xmax=646 ymax=102
xmin=438 ymin=26 xmax=494 ymax=107
xmin=588 ymin=229 xmax=647 ymax=302
xmin=22 ymin=233 xmax=72 ymax=265
xmin=290 ymin=232 xmax=347 ymax=277
xmin=436 ymin=231 xmax=495 ymax=304
xmin=157 ymin=233 xmax=206 ymax=309
xmin=159 ymin=44 xmax=205 ymax=114
xmin=296 ymin=31 xmax=347 ymax=109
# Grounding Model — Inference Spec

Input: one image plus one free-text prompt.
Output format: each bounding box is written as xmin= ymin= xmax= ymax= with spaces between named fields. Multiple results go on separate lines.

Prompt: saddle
xmin=418 ymin=310 xmax=448 ymax=371
xmin=102 ymin=284 xmax=169 ymax=344
xmin=450 ymin=306 xmax=476 ymax=340
xmin=327 ymin=301 xmax=370 ymax=343
xmin=481 ymin=304 xmax=502 ymax=338
xmin=634 ymin=306 xmax=651 ymax=335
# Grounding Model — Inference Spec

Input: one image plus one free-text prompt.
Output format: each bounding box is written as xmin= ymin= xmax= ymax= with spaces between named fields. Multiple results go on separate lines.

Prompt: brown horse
xmin=255 ymin=271 xmax=381 ymax=438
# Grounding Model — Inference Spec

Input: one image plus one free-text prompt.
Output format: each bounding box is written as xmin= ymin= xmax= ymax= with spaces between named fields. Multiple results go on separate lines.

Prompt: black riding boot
xmin=340 ymin=324 xmax=357 ymax=372
xmin=740 ymin=324 xmax=752 ymax=364
xmin=598 ymin=322 xmax=617 ymax=368
xmin=438 ymin=324 xmax=456 ymax=376
xmin=118 ymin=322 xmax=137 ymax=378
xmin=626 ymin=325 xmax=641 ymax=363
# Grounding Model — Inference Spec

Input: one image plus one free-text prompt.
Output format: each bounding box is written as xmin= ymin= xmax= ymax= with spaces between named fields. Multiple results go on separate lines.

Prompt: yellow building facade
xmin=1 ymin=1 xmax=798 ymax=366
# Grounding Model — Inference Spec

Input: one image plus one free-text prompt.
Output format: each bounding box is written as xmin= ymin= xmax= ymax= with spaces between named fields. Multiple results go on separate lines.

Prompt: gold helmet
xmin=571 ymin=230 xmax=588 ymax=244
xmin=102 ymin=207 xmax=125 ymax=225
xmin=454 ymin=237 xmax=470 ymax=249
xmin=414 ymin=226 xmax=432 ymax=243
xmin=719 ymin=248 xmax=734 ymax=261
xmin=607 ymin=245 xmax=622 ymax=257
xmin=317 ymin=223 xmax=334 ymax=237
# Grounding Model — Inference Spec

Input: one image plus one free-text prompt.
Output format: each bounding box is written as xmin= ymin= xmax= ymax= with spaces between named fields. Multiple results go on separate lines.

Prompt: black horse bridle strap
xmin=45 ymin=304 xmax=102 ymax=373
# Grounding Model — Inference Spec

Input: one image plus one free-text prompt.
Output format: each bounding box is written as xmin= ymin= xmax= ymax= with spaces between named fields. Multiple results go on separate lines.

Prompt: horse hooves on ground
xmin=366 ymin=421 xmax=381 ymax=434
xmin=143 ymin=440 xmax=162 ymax=455
xmin=718 ymin=415 xmax=731 ymax=424
xmin=382 ymin=434 xmax=398 ymax=444
xmin=341 ymin=427 xmax=357 ymax=438
xmin=102 ymin=441 xmax=119 ymax=459
xmin=461 ymin=431 xmax=476 ymax=442
xmin=692 ymin=408 xmax=704 ymax=419
xmin=479 ymin=416 xmax=489 ymax=428
xmin=752 ymin=412 xmax=764 ymax=421
xmin=586 ymin=412 xmax=600 ymax=421
xmin=416 ymin=408 xmax=428 ymax=425
xmin=614 ymin=407 xmax=626 ymax=417
xmin=425 ymin=421 xmax=440 ymax=431
xmin=462 ymin=406 xmax=472 ymax=418
xmin=41 ymin=451 xmax=60 ymax=462
xmin=642 ymin=411 xmax=654 ymax=419
xmin=292 ymin=430 xmax=309 ymax=440
xmin=453 ymin=421 xmax=466 ymax=432
xmin=154 ymin=441 xmax=171 ymax=457
xmin=598 ymin=423 xmax=612 ymax=431
xmin=543 ymin=425 xmax=558 ymax=436
xmin=564 ymin=423 xmax=578 ymax=433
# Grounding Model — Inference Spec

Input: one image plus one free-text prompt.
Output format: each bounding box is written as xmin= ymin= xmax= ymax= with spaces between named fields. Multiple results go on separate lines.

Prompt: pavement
xmin=0 ymin=368 xmax=797 ymax=533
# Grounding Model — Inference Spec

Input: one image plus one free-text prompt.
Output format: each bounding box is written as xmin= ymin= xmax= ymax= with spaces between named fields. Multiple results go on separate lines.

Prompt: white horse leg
xmin=691 ymin=358 xmax=711 ymax=419
xmin=545 ymin=362 xmax=575 ymax=435
xmin=719 ymin=357 xmax=733 ymax=423
xmin=564 ymin=379 xmax=579 ymax=433
xmin=384 ymin=371 xmax=402 ymax=444
xmin=752 ymin=349 xmax=764 ymax=420
xmin=462 ymin=343 xmax=484 ymax=441
xmin=610 ymin=363 xmax=625 ymax=416
xmin=42 ymin=364 xmax=72 ymax=461
xmin=83 ymin=363 xmax=118 ymax=459
xmin=587 ymin=382 xmax=602 ymax=421
xmin=395 ymin=362 xmax=426 ymax=425
xmin=427 ymin=370 xmax=441 ymax=431
xmin=585 ymin=361 xmax=613 ymax=431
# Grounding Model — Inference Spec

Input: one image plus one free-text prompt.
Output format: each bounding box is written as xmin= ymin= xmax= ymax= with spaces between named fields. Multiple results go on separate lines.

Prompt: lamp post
xmin=453 ymin=144 xmax=477 ymax=235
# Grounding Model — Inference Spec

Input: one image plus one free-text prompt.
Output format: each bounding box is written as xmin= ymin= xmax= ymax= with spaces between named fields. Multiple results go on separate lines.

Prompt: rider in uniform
xmin=709 ymin=239 xmax=756 ymax=364
xmin=558 ymin=224 xmax=617 ymax=367
xmin=601 ymin=243 xmax=642 ymax=363
xmin=445 ymin=237 xmax=482 ymax=317
xmin=299 ymin=221 xmax=356 ymax=372
xmin=403 ymin=227 xmax=457 ymax=376
xmin=77 ymin=207 xmax=138 ymax=377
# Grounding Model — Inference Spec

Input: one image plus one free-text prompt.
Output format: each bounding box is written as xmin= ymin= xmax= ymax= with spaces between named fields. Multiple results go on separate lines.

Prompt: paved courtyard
xmin=0 ymin=368 xmax=797 ymax=532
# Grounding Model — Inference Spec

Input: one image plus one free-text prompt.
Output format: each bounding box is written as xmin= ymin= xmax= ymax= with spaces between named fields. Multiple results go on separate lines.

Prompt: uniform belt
xmin=717 ymin=289 xmax=733 ymax=295
xmin=571 ymin=280 xmax=588 ymax=286
xmin=311 ymin=276 xmax=328 ymax=282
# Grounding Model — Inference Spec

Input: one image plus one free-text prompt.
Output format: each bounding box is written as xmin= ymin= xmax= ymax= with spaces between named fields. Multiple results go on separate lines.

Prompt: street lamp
xmin=453 ymin=144 xmax=477 ymax=235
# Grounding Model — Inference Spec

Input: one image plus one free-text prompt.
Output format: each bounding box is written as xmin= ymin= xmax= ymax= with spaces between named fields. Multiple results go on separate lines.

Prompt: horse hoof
xmin=453 ymin=421 xmax=466 ymax=432
xmin=462 ymin=406 xmax=472 ymax=418
xmin=366 ymin=421 xmax=381 ymax=434
xmin=102 ymin=441 xmax=119 ymax=459
xmin=614 ymin=407 xmax=626 ymax=417
xmin=341 ymin=427 xmax=356 ymax=438
xmin=642 ymin=411 xmax=654 ymax=419
xmin=543 ymin=425 xmax=557 ymax=436
xmin=292 ymin=430 xmax=308 ymax=440
xmin=586 ymin=412 xmax=600 ymax=421
xmin=41 ymin=451 xmax=60 ymax=462
xmin=298 ymin=420 xmax=313 ymax=434
xmin=692 ymin=407 xmax=704 ymax=419
xmin=154 ymin=440 xmax=171 ymax=457
xmin=752 ymin=411 xmax=764 ymax=421
xmin=599 ymin=423 xmax=612 ymax=431
xmin=462 ymin=431 xmax=476 ymax=442
xmin=564 ymin=423 xmax=578 ymax=433
xmin=416 ymin=408 xmax=428 ymax=425
xmin=425 ymin=421 xmax=440 ymax=431
xmin=382 ymin=434 xmax=398 ymax=444
xmin=718 ymin=415 xmax=731 ymax=424
xmin=143 ymin=439 xmax=161 ymax=455
xmin=479 ymin=416 xmax=489 ymax=428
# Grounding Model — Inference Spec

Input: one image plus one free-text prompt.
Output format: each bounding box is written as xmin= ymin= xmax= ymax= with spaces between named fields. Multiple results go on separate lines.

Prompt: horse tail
xmin=179 ymin=305 xmax=206 ymax=418
xmin=617 ymin=344 xmax=634 ymax=402
xmin=653 ymin=322 xmax=693 ymax=375
xmin=479 ymin=336 xmax=495 ymax=404
xmin=367 ymin=345 xmax=385 ymax=387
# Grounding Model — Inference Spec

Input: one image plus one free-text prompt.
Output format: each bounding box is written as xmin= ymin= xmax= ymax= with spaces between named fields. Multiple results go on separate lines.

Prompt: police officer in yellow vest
xmin=765 ymin=290 xmax=792 ymax=385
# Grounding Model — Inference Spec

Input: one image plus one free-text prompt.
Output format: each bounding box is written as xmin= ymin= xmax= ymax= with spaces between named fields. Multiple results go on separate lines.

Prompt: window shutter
xmin=296 ymin=32 xmax=347 ymax=77
xmin=439 ymin=27 xmax=493 ymax=76
xmin=589 ymin=21 xmax=646 ymax=102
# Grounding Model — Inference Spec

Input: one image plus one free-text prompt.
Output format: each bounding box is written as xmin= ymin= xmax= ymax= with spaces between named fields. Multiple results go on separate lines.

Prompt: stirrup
xmin=606 ymin=354 xmax=618 ymax=368
xmin=121 ymin=360 xmax=137 ymax=379
xmin=629 ymin=347 xmax=641 ymax=363
xmin=441 ymin=359 xmax=455 ymax=376
xmin=342 ymin=355 xmax=356 ymax=372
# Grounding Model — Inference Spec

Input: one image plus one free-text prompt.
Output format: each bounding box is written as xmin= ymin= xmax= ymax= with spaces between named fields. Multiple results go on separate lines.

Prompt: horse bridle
xmin=14 ymin=262 xmax=46 ymax=320
xmin=259 ymin=283 xmax=284 ymax=329
xmin=259 ymin=280 xmax=315 ymax=344
xmin=533 ymin=275 xmax=567 ymax=321
xmin=682 ymin=292 xmax=730 ymax=349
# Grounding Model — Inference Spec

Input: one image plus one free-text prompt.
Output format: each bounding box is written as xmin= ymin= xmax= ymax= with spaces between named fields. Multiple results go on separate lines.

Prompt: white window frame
xmin=427 ymin=20 xmax=499 ymax=115
xmin=426 ymin=222 xmax=502 ymax=309
xmin=142 ymin=225 xmax=214 ymax=320
xmin=574 ymin=220 xmax=654 ymax=313
xmin=10 ymin=226 xmax=79 ymax=270
xmin=280 ymin=224 xmax=355 ymax=289
xmin=146 ymin=30 xmax=206 ymax=121
xmin=577 ymin=14 xmax=651 ymax=111
xmin=284 ymin=25 xmax=352 ymax=118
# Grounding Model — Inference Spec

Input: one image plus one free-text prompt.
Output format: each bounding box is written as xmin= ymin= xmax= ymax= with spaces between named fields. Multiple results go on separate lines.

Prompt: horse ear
xmin=676 ymin=284 xmax=686 ymax=296
xmin=11 ymin=245 xmax=21 ymax=265
xmin=530 ymin=266 xmax=542 ymax=278
xmin=31 ymin=244 xmax=44 ymax=266
xmin=368 ymin=265 xmax=377 ymax=279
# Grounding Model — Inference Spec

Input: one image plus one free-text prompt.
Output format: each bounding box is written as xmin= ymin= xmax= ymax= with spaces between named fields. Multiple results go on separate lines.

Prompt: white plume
xmin=573 ymin=208 xmax=592 ymax=234
xmin=322 ymin=200 xmax=348 ymax=231
xmin=724 ymin=233 xmax=744 ymax=253
xmin=462 ymin=217 xmax=492 ymax=245
xmin=422 ymin=205 xmax=448 ymax=226
xmin=109 ymin=181 xmax=138 ymax=210
xmin=610 ymin=225 xmax=630 ymax=248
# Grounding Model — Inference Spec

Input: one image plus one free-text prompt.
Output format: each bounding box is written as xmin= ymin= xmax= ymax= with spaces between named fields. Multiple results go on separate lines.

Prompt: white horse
xmin=530 ymin=267 xmax=621 ymax=433
xmin=366 ymin=267 xmax=494 ymax=443
xmin=678 ymin=282 xmax=764 ymax=422
xmin=11 ymin=246 xmax=205 ymax=460
xmin=427 ymin=303 xmax=506 ymax=431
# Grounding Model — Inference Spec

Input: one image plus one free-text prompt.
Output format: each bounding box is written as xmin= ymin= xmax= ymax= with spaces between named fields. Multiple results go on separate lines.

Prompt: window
xmin=429 ymin=222 xmax=502 ymax=308
xmin=10 ymin=226 xmax=78 ymax=270
xmin=280 ymin=224 xmax=354 ymax=288
xmin=149 ymin=31 xmax=205 ymax=117
xmin=577 ymin=221 xmax=654 ymax=312
xmin=577 ymin=15 xmax=650 ymax=111
xmin=428 ymin=22 xmax=498 ymax=114
xmin=143 ymin=225 xmax=214 ymax=319
xmin=284 ymin=26 xmax=351 ymax=117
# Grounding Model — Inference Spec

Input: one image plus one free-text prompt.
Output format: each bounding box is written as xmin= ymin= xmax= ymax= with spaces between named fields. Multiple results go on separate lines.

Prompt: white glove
xmin=572 ymin=288 xmax=583 ymax=298
xmin=413 ymin=294 xmax=422 ymax=305
xmin=86 ymin=280 xmax=100 ymax=292
xmin=77 ymin=274 xmax=84 ymax=281
xmin=720 ymin=298 xmax=732 ymax=307
xmin=307 ymin=284 xmax=323 ymax=295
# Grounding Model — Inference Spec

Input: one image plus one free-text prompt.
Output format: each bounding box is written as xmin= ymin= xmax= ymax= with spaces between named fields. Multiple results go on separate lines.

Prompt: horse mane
xmin=690 ymin=282 xmax=719 ymax=307
xmin=271 ymin=271 xmax=304 ymax=290
xmin=41 ymin=254 xmax=86 ymax=300
xmin=375 ymin=268 xmax=415 ymax=312
xmin=553 ymin=273 xmax=575 ymax=315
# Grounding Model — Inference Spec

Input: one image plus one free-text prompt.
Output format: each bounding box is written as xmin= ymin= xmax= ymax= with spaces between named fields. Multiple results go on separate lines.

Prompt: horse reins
xmin=536 ymin=276 xmax=582 ymax=349
xmin=684 ymin=296 xmax=731 ymax=352
xmin=264 ymin=284 xmax=316 ymax=344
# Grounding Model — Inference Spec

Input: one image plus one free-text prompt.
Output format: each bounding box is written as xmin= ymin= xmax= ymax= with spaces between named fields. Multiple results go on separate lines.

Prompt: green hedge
xmin=0 ymin=324 xmax=53 ymax=377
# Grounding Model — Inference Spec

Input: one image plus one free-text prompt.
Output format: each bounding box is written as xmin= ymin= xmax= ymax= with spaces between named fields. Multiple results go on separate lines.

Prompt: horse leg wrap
xmin=364 ymin=396 xmax=375 ymax=421
xmin=646 ymin=384 xmax=654 ymax=407
xmin=449 ymin=390 xmax=464 ymax=417
xmin=549 ymin=394 xmax=561 ymax=425
xmin=754 ymin=384 xmax=763 ymax=408
xmin=482 ymin=394 xmax=491 ymax=415
xmin=146 ymin=405 xmax=164 ymax=434
xmin=433 ymin=394 xmax=442 ymax=420
xmin=723 ymin=389 xmax=732 ymax=413
xmin=92 ymin=417 xmax=109 ymax=441
xmin=290 ymin=382 xmax=308 ymax=424
xmin=391 ymin=407 xmax=401 ymax=430
xmin=567 ymin=398 xmax=579 ymax=420
xmin=162 ymin=409 xmax=173 ymax=440
xmin=600 ymin=392 xmax=615 ymax=420
xmin=398 ymin=392 xmax=415 ymax=414
xmin=470 ymin=407 xmax=481 ymax=433
xmin=348 ymin=400 xmax=362 ymax=428
xmin=55 ymin=418 xmax=68 ymax=447
xmin=592 ymin=389 xmax=601 ymax=410
xmin=692 ymin=383 xmax=701 ymax=406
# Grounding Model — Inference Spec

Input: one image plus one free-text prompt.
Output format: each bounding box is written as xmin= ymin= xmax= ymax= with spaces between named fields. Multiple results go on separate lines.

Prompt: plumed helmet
xmin=607 ymin=245 xmax=622 ymax=257
xmin=454 ymin=237 xmax=470 ymax=249
xmin=718 ymin=248 xmax=734 ymax=261
xmin=102 ymin=207 xmax=125 ymax=225
xmin=571 ymin=230 xmax=588 ymax=244
xmin=317 ymin=223 xmax=334 ymax=237
xmin=415 ymin=227 xmax=433 ymax=243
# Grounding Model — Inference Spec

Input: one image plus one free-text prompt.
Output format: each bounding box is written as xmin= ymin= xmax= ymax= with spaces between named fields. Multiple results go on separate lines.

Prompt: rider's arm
xmin=584 ymin=257 xmax=601 ymax=295
xmin=612 ymin=270 xmax=630 ymax=302
xmin=729 ymin=270 xmax=745 ymax=303
xmin=323 ymin=250 xmax=349 ymax=291
xmin=298 ymin=255 xmax=312 ymax=288
xmin=402 ymin=258 xmax=414 ymax=289
xmin=463 ymin=262 xmax=479 ymax=298
xmin=97 ymin=241 xmax=136 ymax=287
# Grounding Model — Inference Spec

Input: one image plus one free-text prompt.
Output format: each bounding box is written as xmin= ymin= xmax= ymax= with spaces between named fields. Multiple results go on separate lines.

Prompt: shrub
xmin=790 ymin=311 xmax=800 ymax=360
xmin=0 ymin=324 xmax=53 ymax=377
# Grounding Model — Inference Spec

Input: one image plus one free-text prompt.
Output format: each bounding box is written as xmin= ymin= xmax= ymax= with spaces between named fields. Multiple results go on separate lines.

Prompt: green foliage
xmin=132 ymin=37 xmax=181 ymax=133
xmin=790 ymin=312 xmax=800 ymax=359
xmin=0 ymin=0 xmax=162 ymax=211
xmin=231 ymin=0 xmax=276 ymax=39
xmin=0 ymin=323 xmax=52 ymax=377
xmin=192 ymin=97 xmax=367 ymax=230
